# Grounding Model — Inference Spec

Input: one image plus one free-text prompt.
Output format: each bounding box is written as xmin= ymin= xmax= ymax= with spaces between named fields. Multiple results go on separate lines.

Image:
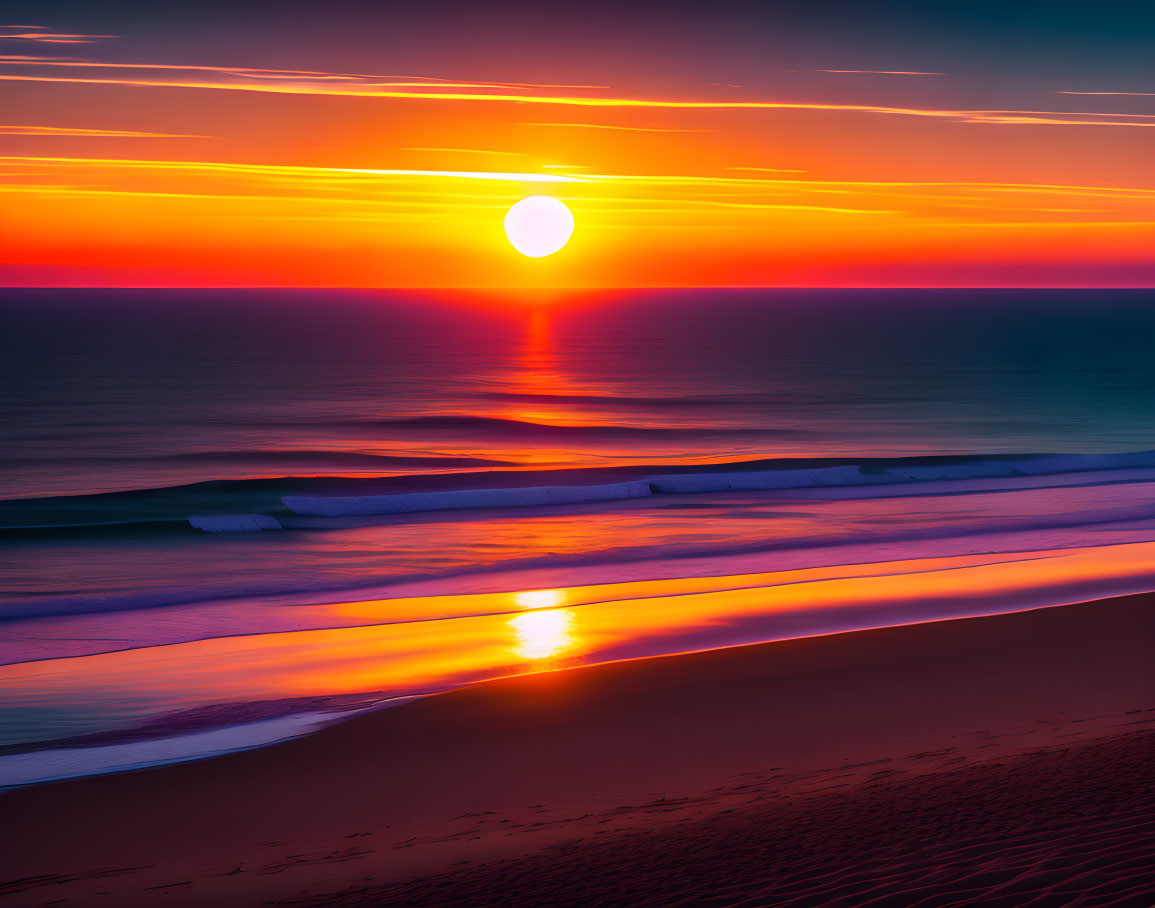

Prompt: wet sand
xmin=1 ymin=594 xmax=1152 ymax=907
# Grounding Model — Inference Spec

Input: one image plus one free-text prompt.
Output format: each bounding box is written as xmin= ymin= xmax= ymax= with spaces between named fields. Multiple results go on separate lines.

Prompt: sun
xmin=504 ymin=195 xmax=574 ymax=258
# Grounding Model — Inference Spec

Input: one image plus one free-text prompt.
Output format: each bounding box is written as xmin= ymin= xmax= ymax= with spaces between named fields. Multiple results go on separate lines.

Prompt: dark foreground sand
xmin=1 ymin=595 xmax=1152 ymax=907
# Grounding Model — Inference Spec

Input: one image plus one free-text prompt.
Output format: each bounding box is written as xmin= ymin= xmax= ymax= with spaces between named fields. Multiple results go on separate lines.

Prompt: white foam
xmin=650 ymin=451 xmax=1155 ymax=494
xmin=283 ymin=480 xmax=653 ymax=517
xmin=189 ymin=514 xmax=283 ymax=532
xmin=280 ymin=452 xmax=1155 ymax=517
xmin=1012 ymin=451 xmax=1155 ymax=475
xmin=649 ymin=465 xmax=869 ymax=493
xmin=0 ymin=713 xmax=333 ymax=789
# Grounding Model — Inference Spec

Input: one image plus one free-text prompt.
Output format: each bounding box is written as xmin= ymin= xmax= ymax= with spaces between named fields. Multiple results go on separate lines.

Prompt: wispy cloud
xmin=4 ymin=156 xmax=1152 ymax=216
xmin=793 ymin=70 xmax=947 ymax=75
xmin=2 ymin=70 xmax=1149 ymax=128
xmin=0 ymin=54 xmax=75 ymax=61
xmin=1056 ymin=91 xmax=1155 ymax=96
xmin=0 ymin=57 xmax=609 ymax=91
xmin=518 ymin=122 xmax=715 ymax=133
xmin=0 ymin=156 xmax=586 ymax=183
xmin=0 ymin=26 xmax=115 ymax=45
xmin=958 ymin=112 xmax=1155 ymax=126
xmin=0 ymin=125 xmax=214 ymax=138
xmin=3 ymin=153 xmax=1152 ymax=287
xmin=728 ymin=166 xmax=808 ymax=174
xmin=400 ymin=147 xmax=523 ymax=156
xmin=945 ymin=220 xmax=1155 ymax=228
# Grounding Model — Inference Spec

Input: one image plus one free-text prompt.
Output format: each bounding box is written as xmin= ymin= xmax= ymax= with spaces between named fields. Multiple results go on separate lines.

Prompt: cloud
xmin=400 ymin=147 xmax=523 ymax=156
xmin=0 ymin=57 xmax=608 ymax=91
xmin=955 ymin=109 xmax=1155 ymax=127
xmin=518 ymin=122 xmax=715 ymax=133
xmin=2 ymin=156 xmax=1151 ymax=259
xmin=962 ymin=116 xmax=1154 ymax=127
xmin=0 ymin=29 xmax=115 ymax=45
xmin=728 ymin=166 xmax=808 ymax=174
xmin=4 ymin=156 xmax=1152 ymax=212
xmin=0 ymin=155 xmax=586 ymax=183
xmin=0 ymin=125 xmax=214 ymax=137
xmin=2 ymin=69 xmax=1151 ymax=128
xmin=0 ymin=54 xmax=76 ymax=61
xmin=944 ymin=220 xmax=1155 ymax=228
xmin=1055 ymin=91 xmax=1155 ymax=96
xmin=793 ymin=70 xmax=947 ymax=75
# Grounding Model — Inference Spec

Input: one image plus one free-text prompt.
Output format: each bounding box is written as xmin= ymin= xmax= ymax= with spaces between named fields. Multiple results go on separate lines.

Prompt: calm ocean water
xmin=3 ymin=288 xmax=1155 ymax=785
xmin=6 ymin=288 xmax=1155 ymax=496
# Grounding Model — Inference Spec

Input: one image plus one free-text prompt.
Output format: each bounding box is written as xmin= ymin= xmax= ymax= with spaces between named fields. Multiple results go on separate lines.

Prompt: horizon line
xmin=3 ymin=285 xmax=1153 ymax=292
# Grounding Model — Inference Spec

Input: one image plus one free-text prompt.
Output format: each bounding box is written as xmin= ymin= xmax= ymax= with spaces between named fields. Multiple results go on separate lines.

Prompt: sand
xmin=1 ymin=594 xmax=1152 ymax=907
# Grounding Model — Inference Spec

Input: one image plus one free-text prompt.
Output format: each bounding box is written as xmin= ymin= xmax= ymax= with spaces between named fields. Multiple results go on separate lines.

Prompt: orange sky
xmin=1 ymin=14 xmax=1152 ymax=288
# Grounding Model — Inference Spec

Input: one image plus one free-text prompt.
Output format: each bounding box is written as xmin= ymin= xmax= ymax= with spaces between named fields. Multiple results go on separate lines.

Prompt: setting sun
xmin=504 ymin=195 xmax=575 ymax=258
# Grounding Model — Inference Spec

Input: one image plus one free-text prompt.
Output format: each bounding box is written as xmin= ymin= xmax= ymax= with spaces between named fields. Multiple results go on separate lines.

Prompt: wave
xmin=279 ymin=449 xmax=1155 ymax=518
xmin=6 ymin=453 xmax=1155 ymax=630
xmin=0 ymin=471 xmax=525 ymax=532
xmin=0 ymin=451 xmax=516 ymax=469
xmin=284 ymin=480 xmax=653 ymax=517
xmin=0 ymin=712 xmax=346 ymax=789
xmin=0 ymin=456 xmax=833 ymax=531
xmin=650 ymin=451 xmax=1155 ymax=493
xmin=4 ymin=449 xmax=1155 ymax=534
xmin=469 ymin=391 xmax=751 ymax=408
xmin=11 ymin=497 xmax=1155 ymax=628
xmin=313 ymin=414 xmax=793 ymax=438
xmin=189 ymin=514 xmax=283 ymax=532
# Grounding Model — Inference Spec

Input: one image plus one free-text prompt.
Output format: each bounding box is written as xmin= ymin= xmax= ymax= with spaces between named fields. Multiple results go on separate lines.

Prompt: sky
xmin=1 ymin=0 xmax=1152 ymax=288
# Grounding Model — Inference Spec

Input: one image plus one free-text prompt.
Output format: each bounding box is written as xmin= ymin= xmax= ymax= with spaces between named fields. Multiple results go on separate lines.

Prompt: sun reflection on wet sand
xmin=514 ymin=588 xmax=566 ymax=610
xmin=509 ymin=589 xmax=575 ymax=659
xmin=509 ymin=608 xmax=575 ymax=660
xmin=12 ymin=541 xmax=1155 ymax=747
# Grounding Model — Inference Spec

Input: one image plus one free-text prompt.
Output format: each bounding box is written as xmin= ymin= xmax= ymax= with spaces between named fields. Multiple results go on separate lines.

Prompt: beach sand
xmin=1 ymin=595 xmax=1152 ymax=906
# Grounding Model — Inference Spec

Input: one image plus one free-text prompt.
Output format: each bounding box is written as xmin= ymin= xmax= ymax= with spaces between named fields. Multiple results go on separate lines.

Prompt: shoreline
xmin=4 ymin=586 xmax=1155 ymax=773
xmin=8 ymin=541 xmax=1155 ymax=778
xmin=1 ymin=593 xmax=1152 ymax=906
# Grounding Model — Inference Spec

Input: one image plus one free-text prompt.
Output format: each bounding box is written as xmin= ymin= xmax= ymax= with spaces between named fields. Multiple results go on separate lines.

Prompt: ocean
xmin=4 ymin=287 xmax=1155 ymax=786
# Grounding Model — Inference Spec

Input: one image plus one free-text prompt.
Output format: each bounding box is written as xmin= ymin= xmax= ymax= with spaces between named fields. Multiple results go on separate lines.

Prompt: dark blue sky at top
xmin=8 ymin=0 xmax=1153 ymax=91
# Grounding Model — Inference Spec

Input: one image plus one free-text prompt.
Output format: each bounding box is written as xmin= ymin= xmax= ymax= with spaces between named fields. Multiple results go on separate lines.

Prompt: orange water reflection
xmin=7 ymin=541 xmax=1155 ymax=745
xmin=488 ymin=308 xmax=622 ymax=429
xmin=296 ymin=304 xmax=783 ymax=471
